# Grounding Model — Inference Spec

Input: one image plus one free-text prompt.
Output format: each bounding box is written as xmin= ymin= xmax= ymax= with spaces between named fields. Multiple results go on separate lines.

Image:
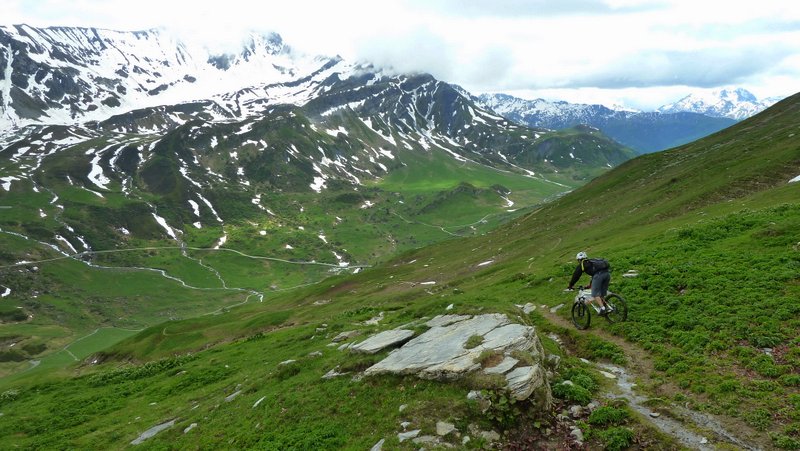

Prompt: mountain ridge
xmin=476 ymin=93 xmax=739 ymax=153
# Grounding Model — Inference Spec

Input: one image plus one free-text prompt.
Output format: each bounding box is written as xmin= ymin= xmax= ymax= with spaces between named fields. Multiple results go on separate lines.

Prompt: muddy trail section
xmin=537 ymin=302 xmax=766 ymax=450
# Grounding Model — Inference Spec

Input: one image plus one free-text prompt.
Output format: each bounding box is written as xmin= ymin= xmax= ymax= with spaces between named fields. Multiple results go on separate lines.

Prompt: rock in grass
xmin=224 ymin=390 xmax=242 ymax=402
xmin=480 ymin=430 xmax=501 ymax=442
xmin=398 ymin=429 xmax=421 ymax=442
xmin=412 ymin=435 xmax=438 ymax=445
xmin=131 ymin=419 xmax=176 ymax=445
xmin=370 ymin=438 xmax=385 ymax=450
xmin=252 ymin=396 xmax=266 ymax=408
xmin=322 ymin=367 xmax=349 ymax=379
xmin=570 ymin=426 xmax=584 ymax=444
xmin=436 ymin=421 xmax=456 ymax=436
xmin=331 ymin=330 xmax=361 ymax=342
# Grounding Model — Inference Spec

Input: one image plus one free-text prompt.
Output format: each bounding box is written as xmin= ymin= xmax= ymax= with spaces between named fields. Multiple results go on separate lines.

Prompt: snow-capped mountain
xmin=0 ymin=24 xmax=634 ymax=177
xmin=657 ymin=88 xmax=779 ymax=120
xmin=477 ymin=93 xmax=736 ymax=153
xmin=0 ymin=24 xmax=334 ymax=131
xmin=1 ymin=24 xmax=638 ymax=254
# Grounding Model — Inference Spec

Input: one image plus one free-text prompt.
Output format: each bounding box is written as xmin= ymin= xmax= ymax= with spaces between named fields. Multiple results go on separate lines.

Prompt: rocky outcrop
xmin=362 ymin=313 xmax=551 ymax=404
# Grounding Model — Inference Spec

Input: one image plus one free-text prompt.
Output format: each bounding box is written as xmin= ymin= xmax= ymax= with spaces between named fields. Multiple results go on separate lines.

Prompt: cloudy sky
xmin=5 ymin=0 xmax=800 ymax=110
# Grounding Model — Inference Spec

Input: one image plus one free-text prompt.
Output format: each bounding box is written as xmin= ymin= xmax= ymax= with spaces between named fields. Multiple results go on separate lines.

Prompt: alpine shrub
xmin=587 ymin=406 xmax=630 ymax=426
xmin=598 ymin=427 xmax=635 ymax=451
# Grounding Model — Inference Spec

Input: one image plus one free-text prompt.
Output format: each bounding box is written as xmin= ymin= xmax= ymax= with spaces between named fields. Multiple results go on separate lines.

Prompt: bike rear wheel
xmin=571 ymin=302 xmax=591 ymax=330
xmin=604 ymin=293 xmax=628 ymax=323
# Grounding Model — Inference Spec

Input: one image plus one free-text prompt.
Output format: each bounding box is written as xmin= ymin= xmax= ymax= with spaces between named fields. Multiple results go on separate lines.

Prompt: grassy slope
xmin=0 ymin=131 xmax=572 ymax=381
xmin=1 ymin=96 xmax=798 ymax=448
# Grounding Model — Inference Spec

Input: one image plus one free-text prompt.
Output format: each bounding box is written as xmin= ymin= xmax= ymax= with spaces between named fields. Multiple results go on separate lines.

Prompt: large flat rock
xmin=361 ymin=313 xmax=551 ymax=405
xmin=365 ymin=314 xmax=539 ymax=379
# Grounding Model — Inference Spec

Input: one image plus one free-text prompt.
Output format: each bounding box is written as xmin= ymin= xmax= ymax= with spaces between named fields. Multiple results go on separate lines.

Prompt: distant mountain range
xmin=476 ymin=88 xmax=782 ymax=153
xmin=658 ymin=88 xmax=782 ymax=120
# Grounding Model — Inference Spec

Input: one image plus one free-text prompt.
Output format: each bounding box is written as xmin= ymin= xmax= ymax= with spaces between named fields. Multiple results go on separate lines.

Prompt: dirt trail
xmin=537 ymin=303 xmax=766 ymax=450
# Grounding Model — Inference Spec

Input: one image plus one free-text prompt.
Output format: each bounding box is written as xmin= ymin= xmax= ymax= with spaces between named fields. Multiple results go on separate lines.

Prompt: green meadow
xmin=1 ymin=95 xmax=799 ymax=448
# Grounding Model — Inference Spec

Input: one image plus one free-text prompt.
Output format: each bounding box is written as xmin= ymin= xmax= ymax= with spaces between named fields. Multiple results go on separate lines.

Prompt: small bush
xmin=0 ymin=389 xmax=20 ymax=406
xmin=561 ymin=367 xmax=598 ymax=392
xmin=771 ymin=433 xmax=800 ymax=450
xmin=552 ymin=382 xmax=592 ymax=405
xmin=584 ymin=337 xmax=626 ymax=365
xmin=588 ymin=406 xmax=630 ymax=426
xmin=598 ymin=426 xmax=635 ymax=451
xmin=481 ymin=389 xmax=521 ymax=427
xmin=745 ymin=408 xmax=773 ymax=431
xmin=781 ymin=374 xmax=800 ymax=387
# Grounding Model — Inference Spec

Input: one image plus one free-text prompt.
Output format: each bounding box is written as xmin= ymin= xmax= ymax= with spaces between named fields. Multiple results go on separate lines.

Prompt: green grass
xmin=1 ymin=94 xmax=799 ymax=447
xmin=377 ymin=146 xmax=575 ymax=200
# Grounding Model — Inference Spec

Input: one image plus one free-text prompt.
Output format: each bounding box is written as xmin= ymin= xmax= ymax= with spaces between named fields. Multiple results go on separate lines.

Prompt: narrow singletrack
xmin=537 ymin=303 xmax=766 ymax=451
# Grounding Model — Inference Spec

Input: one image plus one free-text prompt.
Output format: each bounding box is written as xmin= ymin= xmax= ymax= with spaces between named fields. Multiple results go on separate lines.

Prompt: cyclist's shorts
xmin=591 ymin=270 xmax=610 ymax=297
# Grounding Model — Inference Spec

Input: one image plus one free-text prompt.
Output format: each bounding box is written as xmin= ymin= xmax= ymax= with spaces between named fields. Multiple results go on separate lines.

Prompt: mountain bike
xmin=570 ymin=289 xmax=627 ymax=330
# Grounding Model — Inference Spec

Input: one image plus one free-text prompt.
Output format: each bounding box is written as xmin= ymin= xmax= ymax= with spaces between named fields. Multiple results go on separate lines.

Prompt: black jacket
xmin=568 ymin=258 xmax=608 ymax=289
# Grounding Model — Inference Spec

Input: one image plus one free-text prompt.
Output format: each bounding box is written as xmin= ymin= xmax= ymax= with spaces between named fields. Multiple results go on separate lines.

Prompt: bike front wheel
xmin=604 ymin=293 xmax=628 ymax=323
xmin=571 ymin=302 xmax=591 ymax=330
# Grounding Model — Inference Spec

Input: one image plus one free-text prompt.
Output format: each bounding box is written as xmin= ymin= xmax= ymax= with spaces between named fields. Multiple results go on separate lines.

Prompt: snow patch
xmin=213 ymin=234 xmax=228 ymax=249
xmin=152 ymin=213 xmax=178 ymax=240
xmin=325 ymin=126 xmax=349 ymax=137
xmin=188 ymin=200 xmax=200 ymax=217
xmin=1 ymin=176 xmax=20 ymax=190
xmin=310 ymin=176 xmax=326 ymax=193
xmin=54 ymin=235 xmax=78 ymax=253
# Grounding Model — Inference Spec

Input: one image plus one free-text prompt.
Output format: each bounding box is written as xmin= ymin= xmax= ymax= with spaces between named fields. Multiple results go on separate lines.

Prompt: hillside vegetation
xmin=0 ymin=94 xmax=798 ymax=449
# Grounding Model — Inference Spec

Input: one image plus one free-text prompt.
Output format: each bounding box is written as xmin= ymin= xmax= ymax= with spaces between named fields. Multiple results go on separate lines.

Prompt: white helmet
xmin=576 ymin=251 xmax=588 ymax=260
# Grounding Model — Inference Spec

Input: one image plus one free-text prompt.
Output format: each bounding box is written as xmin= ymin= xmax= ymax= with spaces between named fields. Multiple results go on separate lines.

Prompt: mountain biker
xmin=567 ymin=251 xmax=611 ymax=315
